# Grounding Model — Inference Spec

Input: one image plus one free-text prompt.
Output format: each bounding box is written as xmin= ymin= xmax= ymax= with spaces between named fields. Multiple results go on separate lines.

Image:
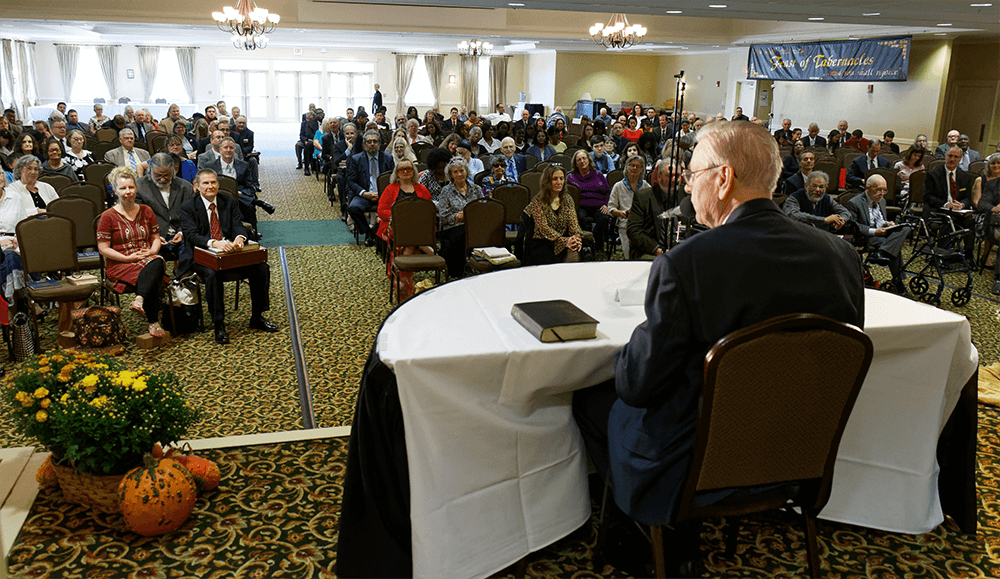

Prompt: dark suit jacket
xmin=798 ymin=135 xmax=827 ymax=149
xmin=625 ymin=185 xmax=663 ymax=258
xmin=345 ymin=151 xmax=394 ymax=201
xmin=441 ymin=118 xmax=460 ymax=133
xmin=126 ymin=121 xmax=154 ymax=142
xmin=925 ymin=165 xmax=973 ymax=216
xmin=135 ymin=174 xmax=195 ymax=238
xmin=774 ymin=128 xmax=793 ymax=144
xmin=233 ymin=128 xmax=254 ymax=156
xmin=846 ymin=154 xmax=890 ymax=188
xmin=846 ymin=192 xmax=889 ymax=236
xmin=503 ymin=153 xmax=527 ymax=175
xmin=177 ymin=193 xmax=249 ymax=277
xmin=782 ymin=171 xmax=807 ymax=198
xmin=208 ymin=157 xmax=254 ymax=196
xmin=609 ymin=198 xmax=865 ymax=525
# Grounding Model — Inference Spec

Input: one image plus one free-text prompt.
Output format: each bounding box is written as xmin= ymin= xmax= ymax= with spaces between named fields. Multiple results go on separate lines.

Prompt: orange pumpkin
xmin=174 ymin=454 xmax=221 ymax=491
xmin=36 ymin=456 xmax=58 ymax=488
xmin=118 ymin=454 xmax=197 ymax=536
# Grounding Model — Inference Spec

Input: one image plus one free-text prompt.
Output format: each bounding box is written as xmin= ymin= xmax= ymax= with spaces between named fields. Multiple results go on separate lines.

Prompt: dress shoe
xmin=296 ymin=163 xmax=303 ymax=170
xmin=253 ymin=199 xmax=276 ymax=214
xmin=892 ymin=279 xmax=910 ymax=297
xmin=992 ymin=281 xmax=1000 ymax=296
xmin=304 ymin=168 xmax=311 ymax=177
xmin=214 ymin=326 xmax=230 ymax=345
xmin=249 ymin=316 xmax=279 ymax=332
xmin=364 ymin=234 xmax=376 ymax=247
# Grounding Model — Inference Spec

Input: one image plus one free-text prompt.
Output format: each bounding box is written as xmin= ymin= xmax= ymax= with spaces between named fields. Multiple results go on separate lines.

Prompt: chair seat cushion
xmin=394 ymin=255 xmax=446 ymax=272
xmin=26 ymin=280 xmax=98 ymax=302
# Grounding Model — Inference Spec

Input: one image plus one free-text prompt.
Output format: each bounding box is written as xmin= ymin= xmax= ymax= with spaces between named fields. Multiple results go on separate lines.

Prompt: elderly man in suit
xmin=136 ymin=152 xmax=196 ymax=262
xmin=773 ymin=118 xmax=793 ymax=145
xmin=127 ymin=110 xmax=154 ymax=143
xmin=497 ymin=137 xmax=526 ymax=181
xmin=799 ymin=123 xmax=827 ymax=149
xmin=105 ymin=128 xmax=151 ymax=170
xmin=207 ymin=137 xmax=273 ymax=230
xmin=179 ymin=169 xmax=277 ymax=345
xmin=847 ymin=174 xmax=912 ymax=294
xmin=846 ymin=140 xmax=890 ymax=189
xmin=573 ymin=121 xmax=864 ymax=575
xmin=333 ymin=123 xmax=359 ymax=219
xmin=346 ymin=129 xmax=394 ymax=246
xmin=925 ymin=146 xmax=975 ymax=259
xmin=160 ymin=104 xmax=185 ymax=135
xmin=935 ymin=130 xmax=960 ymax=158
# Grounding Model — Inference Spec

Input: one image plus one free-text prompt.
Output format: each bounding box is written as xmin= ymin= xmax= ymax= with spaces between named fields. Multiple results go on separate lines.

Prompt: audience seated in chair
xmin=346 ymin=129 xmax=395 ymax=246
xmin=206 ymin=137 xmax=273 ymax=230
xmin=436 ymin=158 xmax=484 ymax=278
xmin=846 ymin=174 xmax=912 ymax=295
xmin=522 ymin=165 xmax=583 ymax=265
xmin=925 ymin=146 xmax=975 ymax=259
xmin=784 ymin=171 xmax=851 ymax=234
xmin=136 ymin=152 xmax=196 ymax=264
xmin=104 ymin=128 xmax=150 ymax=170
xmin=846 ymin=140 xmax=890 ymax=189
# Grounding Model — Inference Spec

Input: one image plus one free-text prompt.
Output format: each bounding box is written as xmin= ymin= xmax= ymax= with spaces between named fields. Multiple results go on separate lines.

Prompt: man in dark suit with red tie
xmin=179 ymin=169 xmax=277 ymax=345
xmin=925 ymin=146 xmax=975 ymax=258
xmin=346 ymin=130 xmax=395 ymax=246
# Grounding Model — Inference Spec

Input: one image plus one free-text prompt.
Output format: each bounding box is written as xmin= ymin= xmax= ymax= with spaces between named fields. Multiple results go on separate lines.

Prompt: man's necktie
xmin=128 ymin=150 xmax=136 ymax=171
xmin=370 ymin=156 xmax=378 ymax=192
xmin=949 ymin=172 xmax=958 ymax=201
xmin=506 ymin=158 xmax=518 ymax=181
xmin=209 ymin=203 xmax=222 ymax=240
xmin=869 ymin=157 xmax=875 ymax=171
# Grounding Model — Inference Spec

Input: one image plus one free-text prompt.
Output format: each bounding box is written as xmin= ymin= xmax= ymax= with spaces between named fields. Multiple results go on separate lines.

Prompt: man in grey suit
xmin=104 ymin=128 xmax=151 ymax=169
xmin=136 ymin=152 xmax=196 ymax=262
xmin=847 ymin=174 xmax=912 ymax=294
xmin=127 ymin=110 xmax=154 ymax=143
xmin=197 ymin=130 xmax=225 ymax=169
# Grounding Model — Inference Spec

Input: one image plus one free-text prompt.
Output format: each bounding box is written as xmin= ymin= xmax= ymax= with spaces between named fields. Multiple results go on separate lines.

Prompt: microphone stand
xmin=663 ymin=72 xmax=685 ymax=249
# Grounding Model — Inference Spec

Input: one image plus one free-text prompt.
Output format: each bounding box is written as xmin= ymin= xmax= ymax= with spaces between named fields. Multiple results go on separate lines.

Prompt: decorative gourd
xmin=173 ymin=454 xmax=221 ymax=491
xmin=36 ymin=456 xmax=58 ymax=488
xmin=118 ymin=454 xmax=197 ymax=536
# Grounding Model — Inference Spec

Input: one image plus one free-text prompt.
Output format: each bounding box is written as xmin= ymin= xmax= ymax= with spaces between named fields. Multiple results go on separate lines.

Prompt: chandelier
xmin=212 ymin=0 xmax=280 ymax=50
xmin=589 ymin=13 xmax=647 ymax=50
xmin=458 ymin=39 xmax=493 ymax=57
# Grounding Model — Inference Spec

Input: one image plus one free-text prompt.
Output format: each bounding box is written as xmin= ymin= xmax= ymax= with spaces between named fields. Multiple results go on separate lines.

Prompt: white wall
xmin=525 ymin=51 xmax=556 ymax=110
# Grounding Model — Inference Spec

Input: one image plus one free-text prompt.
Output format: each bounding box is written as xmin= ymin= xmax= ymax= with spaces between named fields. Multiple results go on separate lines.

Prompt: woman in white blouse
xmin=9 ymin=156 xmax=57 ymax=213
xmin=0 ymin=173 xmax=29 ymax=304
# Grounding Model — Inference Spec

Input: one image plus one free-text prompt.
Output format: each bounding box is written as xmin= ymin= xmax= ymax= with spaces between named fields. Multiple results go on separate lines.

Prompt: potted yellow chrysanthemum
xmin=3 ymin=351 xmax=200 ymax=512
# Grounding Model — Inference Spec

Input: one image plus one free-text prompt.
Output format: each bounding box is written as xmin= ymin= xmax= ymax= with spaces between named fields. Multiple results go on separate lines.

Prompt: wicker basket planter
xmin=50 ymin=461 xmax=125 ymax=514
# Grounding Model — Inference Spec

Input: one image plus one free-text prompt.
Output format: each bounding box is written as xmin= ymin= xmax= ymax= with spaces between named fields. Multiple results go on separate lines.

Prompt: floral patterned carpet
xmin=4 ymin=153 xmax=1000 ymax=577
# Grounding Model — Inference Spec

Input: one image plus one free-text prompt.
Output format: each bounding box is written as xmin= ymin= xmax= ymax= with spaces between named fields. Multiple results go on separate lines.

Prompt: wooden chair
xmin=474 ymin=170 xmax=488 ymax=188
xmin=38 ymin=174 xmax=74 ymax=192
xmin=492 ymin=183 xmax=531 ymax=249
xmin=563 ymin=134 xmax=580 ymax=148
xmin=814 ymin=161 xmax=841 ymax=194
xmin=15 ymin=214 xmax=99 ymax=352
xmin=464 ymin=197 xmax=520 ymax=275
xmin=46 ymin=196 xmax=101 ymax=271
xmin=95 ymin=128 xmax=118 ymax=142
xmin=59 ymin=182 xmax=106 ymax=211
xmin=599 ymin=313 xmax=873 ymax=578
xmin=91 ymin=142 xmax=116 ymax=162
xmin=841 ymin=151 xmax=864 ymax=170
xmin=389 ymin=197 xmax=447 ymax=303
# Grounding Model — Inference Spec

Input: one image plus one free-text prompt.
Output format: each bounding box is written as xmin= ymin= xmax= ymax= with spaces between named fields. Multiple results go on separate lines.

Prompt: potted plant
xmin=3 ymin=351 xmax=200 ymax=513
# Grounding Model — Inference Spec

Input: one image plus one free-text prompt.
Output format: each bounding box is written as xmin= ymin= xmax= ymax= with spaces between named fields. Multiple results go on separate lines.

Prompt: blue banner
xmin=747 ymin=36 xmax=910 ymax=82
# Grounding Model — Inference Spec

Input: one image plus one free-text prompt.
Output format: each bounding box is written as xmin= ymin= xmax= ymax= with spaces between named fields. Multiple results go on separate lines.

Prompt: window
xmin=327 ymin=62 xmax=374 ymax=116
xmin=70 ymin=47 xmax=110 ymax=103
xmin=150 ymin=48 xmax=189 ymax=103
xmin=404 ymin=56 xmax=435 ymax=108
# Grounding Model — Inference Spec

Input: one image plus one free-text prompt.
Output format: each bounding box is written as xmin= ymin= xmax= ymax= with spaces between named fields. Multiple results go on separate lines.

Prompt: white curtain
xmin=1 ymin=40 xmax=16 ymax=118
xmin=176 ymin=47 xmax=196 ymax=104
xmin=26 ymin=42 xmax=38 ymax=106
xmin=394 ymin=53 xmax=417 ymax=116
xmin=96 ymin=45 xmax=119 ymax=100
xmin=461 ymin=55 xmax=479 ymax=115
xmin=137 ymin=46 xmax=160 ymax=102
xmin=16 ymin=41 xmax=31 ymax=112
xmin=55 ymin=44 xmax=80 ymax=102
xmin=423 ymin=54 xmax=446 ymax=110
xmin=489 ymin=56 xmax=510 ymax=112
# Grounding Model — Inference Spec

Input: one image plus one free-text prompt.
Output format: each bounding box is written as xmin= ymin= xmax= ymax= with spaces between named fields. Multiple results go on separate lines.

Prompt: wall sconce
xmin=449 ymin=75 xmax=457 ymax=84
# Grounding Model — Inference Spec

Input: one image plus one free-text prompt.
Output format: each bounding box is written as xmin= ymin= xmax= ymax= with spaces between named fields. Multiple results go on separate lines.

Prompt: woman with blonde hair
xmin=377 ymin=158 xmax=433 ymax=300
xmin=390 ymin=136 xmax=417 ymax=166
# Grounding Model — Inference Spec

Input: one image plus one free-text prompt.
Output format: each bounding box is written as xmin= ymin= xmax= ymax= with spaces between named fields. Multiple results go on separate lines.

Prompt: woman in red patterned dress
xmin=96 ymin=166 xmax=167 ymax=338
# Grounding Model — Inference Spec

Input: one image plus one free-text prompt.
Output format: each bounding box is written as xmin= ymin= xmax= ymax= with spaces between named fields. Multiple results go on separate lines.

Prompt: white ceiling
xmin=1 ymin=0 xmax=997 ymax=55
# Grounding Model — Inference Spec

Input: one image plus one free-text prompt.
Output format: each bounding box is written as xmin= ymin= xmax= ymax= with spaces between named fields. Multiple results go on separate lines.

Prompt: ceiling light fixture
xmin=808 ymin=17 xmax=824 ymax=20
xmin=589 ymin=13 xmax=647 ymax=50
xmin=212 ymin=0 xmax=280 ymax=50
xmin=458 ymin=39 xmax=493 ymax=56
xmin=863 ymin=12 xmax=881 ymax=16
xmin=709 ymin=4 xmax=727 ymax=8
xmin=666 ymin=10 xmax=683 ymax=14
xmin=937 ymin=23 xmax=953 ymax=26
xmin=508 ymin=2 xmax=525 ymax=6
xmin=970 ymin=3 xmax=992 ymax=6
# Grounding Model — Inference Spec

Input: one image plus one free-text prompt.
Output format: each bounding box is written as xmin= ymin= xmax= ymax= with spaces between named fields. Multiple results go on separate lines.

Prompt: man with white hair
xmin=799 ymin=123 xmax=827 ymax=148
xmin=847 ymin=173 xmax=912 ymax=294
xmin=104 ymin=128 xmax=150 ymax=169
xmin=935 ymin=130 xmax=960 ymax=158
xmin=127 ymin=110 xmax=153 ymax=143
xmin=573 ymin=120 xmax=864 ymax=575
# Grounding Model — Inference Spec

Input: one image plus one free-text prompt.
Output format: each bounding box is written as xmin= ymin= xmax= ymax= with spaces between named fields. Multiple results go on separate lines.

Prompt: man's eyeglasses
xmin=364 ymin=139 xmax=380 ymax=144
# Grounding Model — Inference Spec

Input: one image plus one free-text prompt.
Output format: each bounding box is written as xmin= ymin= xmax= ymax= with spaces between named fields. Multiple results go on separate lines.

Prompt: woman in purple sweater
xmin=568 ymin=149 xmax=612 ymax=256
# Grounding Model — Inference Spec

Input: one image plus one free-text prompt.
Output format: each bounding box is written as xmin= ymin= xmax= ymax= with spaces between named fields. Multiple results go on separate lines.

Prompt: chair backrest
xmin=412 ymin=142 xmax=432 ymax=158
xmin=91 ymin=142 xmax=116 ymax=161
xmin=518 ymin=171 xmax=542 ymax=199
xmin=46 ymin=195 xmax=99 ymax=248
xmin=16 ymin=213 xmax=80 ymax=275
xmin=377 ymin=171 xmax=393 ymax=197
xmin=96 ymin=128 xmax=118 ymax=142
xmin=217 ymin=175 xmax=238 ymax=197
xmin=563 ymin=134 xmax=580 ymax=148
xmin=969 ymin=160 xmax=988 ymax=177
xmin=391 ymin=197 xmax=438 ymax=248
xmin=908 ymin=170 xmax=926 ymax=204
xmin=804 ymin=146 xmax=828 ymax=158
xmin=676 ymin=313 xmax=873 ymax=520
xmin=474 ymin=170 xmax=489 ymax=188
xmin=83 ymin=161 xmax=114 ymax=186
xmin=524 ymin=153 xmax=538 ymax=170
xmin=59 ymin=182 xmax=106 ymax=211
xmin=147 ymin=132 xmax=169 ymax=152
xmin=118 ymin=97 xmax=130 ymax=104
xmin=882 ymin=153 xmax=901 ymax=166
xmin=835 ymin=146 xmax=862 ymax=164
xmin=155 ymin=98 xmax=167 ymax=104
xmin=925 ymin=158 xmax=946 ymax=172
xmin=464 ymin=197 xmax=507 ymax=250
xmin=813 ymin=161 xmax=840 ymax=194
xmin=565 ymin=183 xmax=581 ymax=209
xmin=841 ymin=151 xmax=864 ymax=169
xmin=549 ymin=153 xmax=572 ymax=172
xmin=491 ymin=183 xmax=531 ymax=226
xmin=607 ymin=169 xmax=625 ymax=189
xmin=864 ymin=167 xmax=901 ymax=200
xmin=418 ymin=146 xmax=434 ymax=164
xmin=38 ymin=174 xmax=74 ymax=192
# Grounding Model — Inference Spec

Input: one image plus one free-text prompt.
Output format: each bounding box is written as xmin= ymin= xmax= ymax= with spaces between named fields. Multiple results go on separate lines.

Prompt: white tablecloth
xmin=377 ymin=262 xmax=977 ymax=579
